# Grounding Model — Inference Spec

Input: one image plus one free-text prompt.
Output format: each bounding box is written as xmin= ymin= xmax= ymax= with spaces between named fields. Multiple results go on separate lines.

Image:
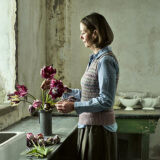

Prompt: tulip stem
xmin=27 ymin=93 xmax=36 ymax=100
xmin=41 ymin=89 xmax=45 ymax=109
xmin=20 ymin=99 xmax=32 ymax=104
xmin=45 ymin=91 xmax=50 ymax=102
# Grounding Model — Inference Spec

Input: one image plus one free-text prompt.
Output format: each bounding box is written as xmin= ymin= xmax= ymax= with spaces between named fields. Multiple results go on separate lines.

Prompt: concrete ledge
xmin=0 ymin=104 xmax=16 ymax=116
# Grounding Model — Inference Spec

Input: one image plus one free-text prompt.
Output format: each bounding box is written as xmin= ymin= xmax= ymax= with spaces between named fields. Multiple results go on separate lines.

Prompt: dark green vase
xmin=39 ymin=110 xmax=52 ymax=136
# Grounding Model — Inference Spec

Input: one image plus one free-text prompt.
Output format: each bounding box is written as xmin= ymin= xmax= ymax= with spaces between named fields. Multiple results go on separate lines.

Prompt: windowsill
xmin=0 ymin=104 xmax=16 ymax=116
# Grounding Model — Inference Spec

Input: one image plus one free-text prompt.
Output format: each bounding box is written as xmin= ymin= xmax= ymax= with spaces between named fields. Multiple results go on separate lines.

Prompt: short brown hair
xmin=81 ymin=13 xmax=114 ymax=48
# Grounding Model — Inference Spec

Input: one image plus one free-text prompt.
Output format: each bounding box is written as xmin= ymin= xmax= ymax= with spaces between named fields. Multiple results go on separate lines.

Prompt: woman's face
xmin=80 ymin=22 xmax=93 ymax=48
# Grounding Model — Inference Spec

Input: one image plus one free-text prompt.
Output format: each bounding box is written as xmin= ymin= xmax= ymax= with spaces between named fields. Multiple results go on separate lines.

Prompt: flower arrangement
xmin=8 ymin=65 xmax=66 ymax=114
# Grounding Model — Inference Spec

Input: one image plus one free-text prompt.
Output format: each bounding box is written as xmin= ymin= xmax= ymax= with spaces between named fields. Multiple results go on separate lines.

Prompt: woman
xmin=55 ymin=12 xmax=119 ymax=160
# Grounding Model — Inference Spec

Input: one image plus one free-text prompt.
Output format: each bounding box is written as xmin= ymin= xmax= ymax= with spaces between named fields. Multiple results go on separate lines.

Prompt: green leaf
xmin=37 ymin=146 xmax=46 ymax=155
xmin=26 ymin=145 xmax=50 ymax=158
xmin=26 ymin=148 xmax=37 ymax=154
xmin=44 ymin=148 xmax=50 ymax=155
xmin=25 ymin=140 xmax=54 ymax=158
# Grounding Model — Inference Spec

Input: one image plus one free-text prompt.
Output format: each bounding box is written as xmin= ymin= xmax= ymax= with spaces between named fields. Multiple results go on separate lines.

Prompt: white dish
xmin=119 ymin=98 xmax=140 ymax=111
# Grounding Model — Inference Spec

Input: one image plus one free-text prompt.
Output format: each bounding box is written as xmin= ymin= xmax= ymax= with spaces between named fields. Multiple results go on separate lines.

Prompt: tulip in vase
xmin=8 ymin=65 xmax=66 ymax=136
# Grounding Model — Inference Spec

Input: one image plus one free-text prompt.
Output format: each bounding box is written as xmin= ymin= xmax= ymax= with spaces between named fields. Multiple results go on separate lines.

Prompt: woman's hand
xmin=55 ymin=101 xmax=74 ymax=113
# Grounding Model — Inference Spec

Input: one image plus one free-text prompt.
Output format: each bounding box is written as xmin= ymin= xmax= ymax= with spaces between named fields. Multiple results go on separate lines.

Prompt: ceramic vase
xmin=39 ymin=110 xmax=52 ymax=136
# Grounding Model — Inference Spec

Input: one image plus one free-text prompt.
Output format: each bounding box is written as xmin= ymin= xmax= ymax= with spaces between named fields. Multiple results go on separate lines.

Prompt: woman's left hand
xmin=55 ymin=101 xmax=74 ymax=113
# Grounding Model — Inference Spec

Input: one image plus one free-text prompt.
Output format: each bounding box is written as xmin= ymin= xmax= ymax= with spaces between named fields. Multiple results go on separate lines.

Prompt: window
xmin=0 ymin=0 xmax=16 ymax=105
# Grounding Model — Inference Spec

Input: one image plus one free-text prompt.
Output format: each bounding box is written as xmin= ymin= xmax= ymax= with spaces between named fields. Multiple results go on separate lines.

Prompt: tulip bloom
xmin=26 ymin=132 xmax=36 ymax=147
xmin=40 ymin=79 xmax=51 ymax=90
xmin=40 ymin=65 xmax=56 ymax=79
xmin=34 ymin=133 xmax=44 ymax=140
xmin=11 ymin=97 xmax=20 ymax=106
xmin=7 ymin=94 xmax=20 ymax=106
xmin=32 ymin=100 xmax=42 ymax=109
xmin=28 ymin=105 xmax=36 ymax=114
xmin=7 ymin=93 xmax=16 ymax=100
xmin=49 ymin=79 xmax=65 ymax=99
xmin=14 ymin=85 xmax=28 ymax=97
xmin=53 ymin=135 xmax=60 ymax=144
xmin=26 ymin=133 xmax=35 ymax=140
xmin=43 ymin=103 xmax=51 ymax=111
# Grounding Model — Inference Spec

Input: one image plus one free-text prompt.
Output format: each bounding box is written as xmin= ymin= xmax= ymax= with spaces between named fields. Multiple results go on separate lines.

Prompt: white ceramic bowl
xmin=141 ymin=97 xmax=160 ymax=110
xmin=119 ymin=98 xmax=140 ymax=111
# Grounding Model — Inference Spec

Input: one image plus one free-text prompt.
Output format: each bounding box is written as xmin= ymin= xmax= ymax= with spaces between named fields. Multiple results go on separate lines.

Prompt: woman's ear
xmin=92 ymin=30 xmax=98 ymax=40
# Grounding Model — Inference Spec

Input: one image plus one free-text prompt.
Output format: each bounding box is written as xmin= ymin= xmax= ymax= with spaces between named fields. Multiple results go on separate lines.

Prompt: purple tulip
xmin=49 ymin=79 xmax=65 ymax=99
xmin=7 ymin=93 xmax=16 ymax=100
xmin=32 ymin=100 xmax=42 ymax=109
xmin=40 ymin=79 xmax=51 ymax=90
xmin=34 ymin=133 xmax=44 ymax=140
xmin=26 ymin=133 xmax=34 ymax=140
xmin=45 ymin=137 xmax=54 ymax=145
xmin=28 ymin=105 xmax=36 ymax=114
xmin=45 ymin=135 xmax=60 ymax=145
xmin=26 ymin=133 xmax=35 ymax=147
xmin=33 ymin=133 xmax=44 ymax=146
xmin=26 ymin=133 xmax=36 ymax=147
xmin=37 ymin=138 xmax=45 ymax=146
xmin=43 ymin=103 xmax=52 ymax=111
xmin=11 ymin=98 xmax=20 ymax=106
xmin=14 ymin=85 xmax=28 ymax=97
xmin=40 ymin=65 xmax=56 ymax=79
xmin=53 ymin=135 xmax=60 ymax=144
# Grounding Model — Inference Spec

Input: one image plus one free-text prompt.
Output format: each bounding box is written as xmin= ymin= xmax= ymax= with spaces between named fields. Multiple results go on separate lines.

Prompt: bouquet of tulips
xmin=8 ymin=65 xmax=66 ymax=114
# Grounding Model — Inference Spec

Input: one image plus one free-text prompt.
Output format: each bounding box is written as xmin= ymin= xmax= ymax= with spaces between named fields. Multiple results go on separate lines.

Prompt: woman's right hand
xmin=55 ymin=101 xmax=74 ymax=113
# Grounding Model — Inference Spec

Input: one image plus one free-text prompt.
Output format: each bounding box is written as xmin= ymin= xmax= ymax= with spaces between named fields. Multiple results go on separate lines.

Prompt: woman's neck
xmin=90 ymin=46 xmax=101 ymax=54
